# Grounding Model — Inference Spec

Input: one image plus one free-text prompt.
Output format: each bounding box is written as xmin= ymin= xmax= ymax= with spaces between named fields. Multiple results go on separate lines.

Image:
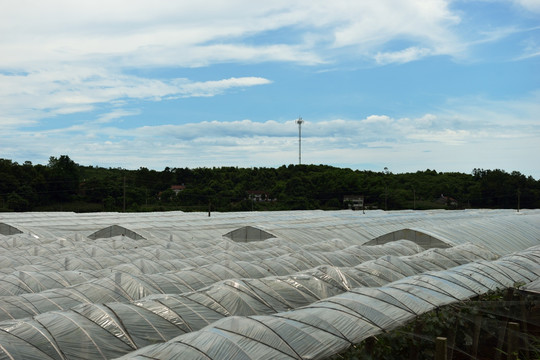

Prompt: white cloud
xmin=515 ymin=35 xmax=540 ymax=60
xmin=0 ymin=0 xmax=463 ymax=70
xmin=96 ymin=109 xmax=141 ymax=124
xmin=362 ymin=115 xmax=392 ymax=124
xmin=0 ymin=69 xmax=271 ymax=127
xmin=1 ymin=1 xmax=538 ymax=177
xmin=375 ymin=47 xmax=434 ymax=64
xmin=120 ymin=96 xmax=540 ymax=151
xmin=135 ymin=119 xmax=294 ymax=140
xmin=0 ymin=0 xmax=502 ymax=131
xmin=514 ymin=0 xmax=540 ymax=13
xmin=2 ymin=97 xmax=539 ymax=177
xmin=173 ymin=77 xmax=272 ymax=98
xmin=330 ymin=1 xmax=460 ymax=50
xmin=0 ymin=1 xmax=487 ymax=133
xmin=407 ymin=129 xmax=471 ymax=145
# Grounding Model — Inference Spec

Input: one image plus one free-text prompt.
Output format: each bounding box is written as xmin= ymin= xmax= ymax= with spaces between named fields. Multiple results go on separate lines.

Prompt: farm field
xmin=0 ymin=209 xmax=539 ymax=359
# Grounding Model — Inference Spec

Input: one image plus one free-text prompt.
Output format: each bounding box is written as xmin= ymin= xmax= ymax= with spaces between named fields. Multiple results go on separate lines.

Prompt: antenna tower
xmin=296 ymin=117 xmax=304 ymax=165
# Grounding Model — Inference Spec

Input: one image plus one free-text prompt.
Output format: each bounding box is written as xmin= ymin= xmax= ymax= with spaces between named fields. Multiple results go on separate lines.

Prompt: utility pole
xmin=517 ymin=188 xmax=521 ymax=212
xmin=362 ymin=195 xmax=365 ymax=214
xmin=384 ymin=167 xmax=389 ymax=211
xmin=296 ymin=117 xmax=304 ymax=165
xmin=123 ymin=176 xmax=126 ymax=212
xmin=385 ymin=185 xmax=388 ymax=211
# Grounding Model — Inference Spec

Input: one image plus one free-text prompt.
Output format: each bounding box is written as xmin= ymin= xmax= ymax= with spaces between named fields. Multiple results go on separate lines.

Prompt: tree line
xmin=1 ymin=155 xmax=539 ymax=212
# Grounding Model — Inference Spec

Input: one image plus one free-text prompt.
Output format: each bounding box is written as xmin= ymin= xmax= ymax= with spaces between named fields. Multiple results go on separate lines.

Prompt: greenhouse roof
xmin=0 ymin=209 xmax=538 ymax=359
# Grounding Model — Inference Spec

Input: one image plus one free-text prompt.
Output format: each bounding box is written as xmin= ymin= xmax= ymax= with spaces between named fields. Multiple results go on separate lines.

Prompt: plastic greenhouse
xmin=0 ymin=209 xmax=538 ymax=359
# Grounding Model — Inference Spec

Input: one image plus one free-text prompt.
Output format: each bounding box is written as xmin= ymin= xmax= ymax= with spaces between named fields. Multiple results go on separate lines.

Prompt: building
xmin=171 ymin=184 xmax=186 ymax=195
xmin=343 ymin=195 xmax=364 ymax=210
xmin=437 ymin=194 xmax=458 ymax=207
xmin=246 ymin=190 xmax=271 ymax=202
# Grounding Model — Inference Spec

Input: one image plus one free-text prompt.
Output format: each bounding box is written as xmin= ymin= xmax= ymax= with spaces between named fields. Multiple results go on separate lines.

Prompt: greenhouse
xmin=0 ymin=209 xmax=538 ymax=359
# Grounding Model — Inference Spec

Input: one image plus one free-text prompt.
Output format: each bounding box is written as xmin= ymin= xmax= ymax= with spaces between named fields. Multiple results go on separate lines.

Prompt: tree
xmin=7 ymin=192 xmax=29 ymax=212
xmin=160 ymin=189 xmax=176 ymax=204
xmin=47 ymin=155 xmax=80 ymax=202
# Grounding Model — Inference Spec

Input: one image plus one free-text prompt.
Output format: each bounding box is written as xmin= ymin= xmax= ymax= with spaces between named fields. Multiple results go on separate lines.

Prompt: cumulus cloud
xmin=331 ymin=1 xmax=459 ymax=50
xmin=0 ymin=0 xmax=463 ymax=70
xmin=0 ymin=0 xmax=502 ymax=130
xmin=2 ymin=94 xmax=539 ymax=176
xmin=21 ymin=97 xmax=535 ymax=156
xmin=408 ymin=129 xmax=471 ymax=145
xmin=1 ymin=1 xmax=538 ymax=176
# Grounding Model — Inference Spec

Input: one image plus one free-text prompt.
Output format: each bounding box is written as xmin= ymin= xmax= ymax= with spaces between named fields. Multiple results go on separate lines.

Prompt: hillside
xmin=1 ymin=156 xmax=539 ymax=212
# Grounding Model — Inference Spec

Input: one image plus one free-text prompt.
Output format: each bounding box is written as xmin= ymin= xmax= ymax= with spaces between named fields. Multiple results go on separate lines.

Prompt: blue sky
xmin=1 ymin=0 xmax=539 ymax=177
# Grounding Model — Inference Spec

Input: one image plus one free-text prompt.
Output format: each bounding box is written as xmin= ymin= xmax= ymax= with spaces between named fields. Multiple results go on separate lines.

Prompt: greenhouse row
xmin=0 ymin=209 xmax=538 ymax=359
xmin=120 ymin=246 xmax=540 ymax=359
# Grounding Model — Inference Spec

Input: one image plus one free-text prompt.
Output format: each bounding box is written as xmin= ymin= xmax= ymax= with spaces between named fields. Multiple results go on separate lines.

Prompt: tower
xmin=296 ymin=117 xmax=304 ymax=165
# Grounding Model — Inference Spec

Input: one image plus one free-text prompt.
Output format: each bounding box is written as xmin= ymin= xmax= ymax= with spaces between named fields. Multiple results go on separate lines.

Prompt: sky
xmin=1 ymin=0 xmax=539 ymax=178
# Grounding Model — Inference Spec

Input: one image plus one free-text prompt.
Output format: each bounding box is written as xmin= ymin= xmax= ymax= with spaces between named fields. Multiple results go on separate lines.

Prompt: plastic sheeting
xmin=0 ymin=222 xmax=22 ymax=236
xmin=0 ymin=243 xmax=499 ymax=359
xmin=0 ymin=241 xmax=425 ymax=321
xmin=223 ymin=226 xmax=276 ymax=242
xmin=0 ymin=209 xmax=538 ymax=359
xmin=88 ymin=225 xmax=146 ymax=240
xmin=120 ymin=245 xmax=540 ymax=360
xmin=520 ymin=276 xmax=540 ymax=295
xmin=2 ymin=209 xmax=540 ymax=254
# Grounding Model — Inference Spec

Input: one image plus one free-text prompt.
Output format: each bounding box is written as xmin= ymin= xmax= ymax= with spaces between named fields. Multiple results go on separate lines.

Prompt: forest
xmin=1 ymin=155 xmax=539 ymax=212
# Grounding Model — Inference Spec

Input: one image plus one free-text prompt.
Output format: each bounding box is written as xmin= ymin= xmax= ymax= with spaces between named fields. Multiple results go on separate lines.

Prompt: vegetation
xmin=1 ymin=155 xmax=539 ymax=212
xmin=330 ymin=286 xmax=540 ymax=360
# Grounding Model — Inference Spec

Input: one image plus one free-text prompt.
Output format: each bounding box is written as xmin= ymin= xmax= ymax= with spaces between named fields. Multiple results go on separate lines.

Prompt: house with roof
xmin=171 ymin=184 xmax=186 ymax=195
xmin=246 ymin=190 xmax=271 ymax=202
xmin=437 ymin=194 xmax=458 ymax=207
